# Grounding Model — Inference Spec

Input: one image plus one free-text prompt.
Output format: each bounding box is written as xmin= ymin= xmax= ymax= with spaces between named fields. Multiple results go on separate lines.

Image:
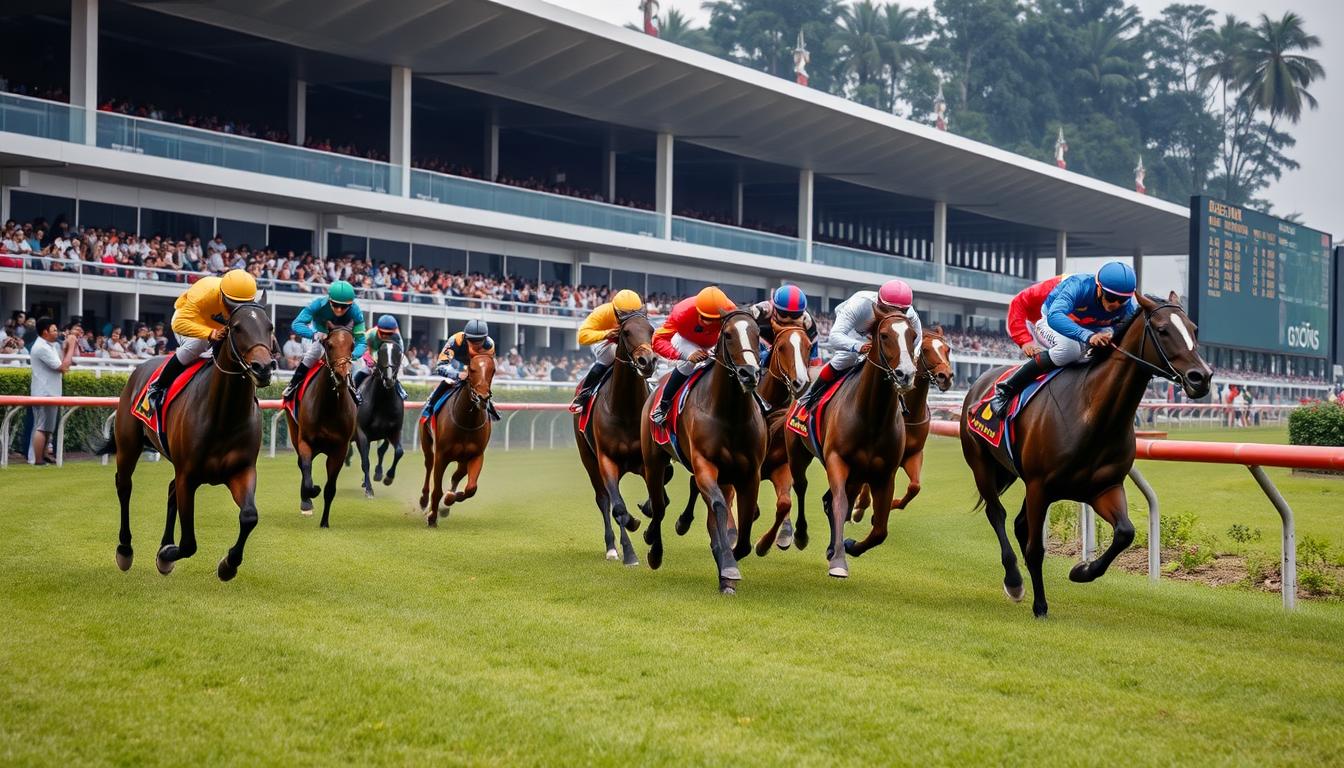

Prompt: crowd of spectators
xmin=947 ymin=329 xmax=1020 ymax=359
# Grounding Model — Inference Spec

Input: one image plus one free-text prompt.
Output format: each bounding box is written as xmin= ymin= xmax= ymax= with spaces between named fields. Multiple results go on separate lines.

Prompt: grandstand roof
xmin=137 ymin=0 xmax=1190 ymax=258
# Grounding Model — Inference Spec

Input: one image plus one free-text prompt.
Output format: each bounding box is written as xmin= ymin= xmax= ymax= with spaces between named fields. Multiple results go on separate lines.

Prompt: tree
xmin=1146 ymin=4 xmax=1216 ymax=97
xmin=1239 ymin=12 xmax=1324 ymax=123
xmin=878 ymin=3 xmax=930 ymax=113
xmin=1073 ymin=18 xmax=1136 ymax=113
xmin=829 ymin=0 xmax=887 ymax=105
xmin=625 ymin=8 xmax=718 ymax=54
xmin=703 ymin=0 xmax=842 ymax=91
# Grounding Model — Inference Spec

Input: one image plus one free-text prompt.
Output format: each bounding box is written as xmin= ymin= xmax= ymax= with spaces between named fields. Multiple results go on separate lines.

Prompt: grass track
xmin=2 ymin=430 xmax=1343 ymax=766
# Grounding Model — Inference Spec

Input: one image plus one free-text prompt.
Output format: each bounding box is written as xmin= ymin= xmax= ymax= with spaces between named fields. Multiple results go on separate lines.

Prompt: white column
xmin=655 ymin=132 xmax=674 ymax=239
xmin=1055 ymin=230 xmax=1068 ymax=275
xmin=70 ymin=0 xmax=98 ymax=145
xmin=287 ymin=77 xmax=307 ymax=146
xmin=390 ymin=66 xmax=412 ymax=197
xmin=1133 ymin=247 xmax=1144 ymax=294
xmin=484 ymin=108 xmax=500 ymax=181
xmin=932 ymin=200 xmax=948 ymax=283
xmin=733 ymin=170 xmax=744 ymax=226
xmin=798 ymin=169 xmax=814 ymax=263
xmin=602 ymin=149 xmax=617 ymax=202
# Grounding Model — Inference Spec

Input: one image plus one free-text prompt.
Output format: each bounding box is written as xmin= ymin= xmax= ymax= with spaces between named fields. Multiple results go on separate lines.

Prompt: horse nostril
xmin=1186 ymin=369 xmax=1205 ymax=385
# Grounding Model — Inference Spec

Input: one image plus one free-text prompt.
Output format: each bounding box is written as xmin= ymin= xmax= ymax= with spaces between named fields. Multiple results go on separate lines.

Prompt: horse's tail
xmin=88 ymin=421 xmax=117 ymax=456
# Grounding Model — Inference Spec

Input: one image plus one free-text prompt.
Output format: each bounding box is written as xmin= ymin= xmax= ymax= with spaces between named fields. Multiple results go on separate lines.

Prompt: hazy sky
xmin=551 ymin=0 xmax=1341 ymax=239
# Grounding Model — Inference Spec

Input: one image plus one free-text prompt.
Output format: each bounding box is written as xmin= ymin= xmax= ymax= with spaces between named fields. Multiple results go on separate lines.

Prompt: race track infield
xmin=2 ymin=429 xmax=1342 ymax=765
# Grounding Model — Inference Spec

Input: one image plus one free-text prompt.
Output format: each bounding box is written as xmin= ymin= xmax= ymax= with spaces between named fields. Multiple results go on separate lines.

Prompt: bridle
xmin=915 ymin=332 xmax=953 ymax=387
xmin=323 ymin=326 xmax=355 ymax=392
xmin=867 ymin=313 xmax=912 ymax=390
xmin=211 ymin=303 xmax=274 ymax=384
xmin=765 ymin=324 xmax=809 ymax=388
xmin=613 ymin=308 xmax=655 ymax=377
xmin=1108 ymin=303 xmax=1184 ymax=385
xmin=712 ymin=310 xmax=761 ymax=392
xmin=375 ymin=342 xmax=401 ymax=390
xmin=449 ymin=354 xmax=494 ymax=431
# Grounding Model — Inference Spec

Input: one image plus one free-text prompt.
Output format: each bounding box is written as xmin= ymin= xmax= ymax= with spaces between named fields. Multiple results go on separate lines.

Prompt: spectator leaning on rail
xmin=800 ymin=279 xmax=922 ymax=409
xmin=147 ymin=268 xmax=260 ymax=409
xmin=28 ymin=316 xmax=79 ymax=466
xmin=284 ymin=280 xmax=367 ymax=404
xmin=987 ymin=261 xmax=1139 ymax=417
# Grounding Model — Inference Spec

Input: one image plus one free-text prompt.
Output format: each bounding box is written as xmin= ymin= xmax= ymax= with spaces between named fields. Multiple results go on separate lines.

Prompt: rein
xmin=447 ymin=356 xmax=493 ymax=431
xmin=866 ymin=315 xmax=907 ymax=388
xmin=613 ymin=309 xmax=654 ymax=374
xmin=323 ymin=327 xmax=355 ymax=393
xmin=765 ymin=325 xmax=808 ymax=386
xmin=1109 ymin=304 xmax=1184 ymax=384
xmin=210 ymin=303 xmax=270 ymax=381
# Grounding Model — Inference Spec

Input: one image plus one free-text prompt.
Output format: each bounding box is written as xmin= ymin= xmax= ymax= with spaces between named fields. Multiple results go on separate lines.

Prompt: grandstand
xmin=0 ymin=0 xmax=1331 ymax=398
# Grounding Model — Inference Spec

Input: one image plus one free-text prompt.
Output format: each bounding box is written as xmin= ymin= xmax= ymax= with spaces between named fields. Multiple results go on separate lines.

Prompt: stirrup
xmin=650 ymin=407 xmax=668 ymax=426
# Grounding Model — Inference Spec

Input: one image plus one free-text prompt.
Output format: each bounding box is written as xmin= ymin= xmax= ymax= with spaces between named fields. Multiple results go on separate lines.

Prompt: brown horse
xmin=573 ymin=310 xmax=658 ymax=565
xmin=640 ymin=309 xmax=767 ymax=594
xmin=785 ymin=307 xmax=919 ymax=578
xmin=287 ymin=327 xmax=358 ymax=528
xmin=673 ymin=321 xmax=812 ymax=553
xmin=851 ymin=326 xmax=955 ymax=519
xmin=419 ymin=353 xmax=496 ymax=526
xmin=961 ymin=292 xmax=1211 ymax=618
xmin=110 ymin=302 xmax=277 ymax=581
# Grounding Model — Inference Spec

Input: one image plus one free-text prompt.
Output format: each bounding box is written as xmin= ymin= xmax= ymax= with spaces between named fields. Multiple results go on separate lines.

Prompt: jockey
xmin=746 ymin=284 xmax=820 ymax=368
xmin=425 ymin=319 xmax=499 ymax=419
xmin=569 ymin=288 xmax=645 ymax=415
xmin=799 ymin=279 xmax=922 ymax=409
xmin=987 ymin=260 xmax=1139 ymax=416
xmin=284 ymin=279 xmax=367 ymax=404
xmin=148 ymin=268 xmax=258 ymax=408
xmin=352 ymin=314 xmax=407 ymax=398
xmin=649 ymin=286 xmax=737 ymax=426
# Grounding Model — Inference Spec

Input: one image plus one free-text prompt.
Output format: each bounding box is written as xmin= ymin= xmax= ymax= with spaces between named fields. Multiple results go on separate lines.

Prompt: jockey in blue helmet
xmin=746 ymin=284 xmax=820 ymax=369
xmin=988 ymin=260 xmax=1139 ymax=416
xmin=352 ymin=314 xmax=406 ymax=396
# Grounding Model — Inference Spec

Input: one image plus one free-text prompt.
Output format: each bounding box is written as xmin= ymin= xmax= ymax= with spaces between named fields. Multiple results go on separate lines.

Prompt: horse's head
xmin=769 ymin=323 xmax=812 ymax=398
xmin=870 ymin=305 xmax=918 ymax=391
xmin=225 ymin=303 xmax=277 ymax=387
xmin=376 ymin=342 xmax=403 ymax=389
xmin=323 ymin=326 xmax=355 ymax=382
xmin=919 ymin=325 xmax=954 ymax=392
xmin=1130 ymin=291 xmax=1213 ymax=399
xmin=617 ymin=309 xmax=658 ymax=378
xmin=717 ymin=310 xmax=762 ymax=393
xmin=466 ymin=352 xmax=496 ymax=408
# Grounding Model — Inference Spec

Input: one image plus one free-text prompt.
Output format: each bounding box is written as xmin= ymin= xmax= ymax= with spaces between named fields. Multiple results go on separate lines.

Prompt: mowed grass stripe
xmin=2 ymin=433 xmax=1342 ymax=766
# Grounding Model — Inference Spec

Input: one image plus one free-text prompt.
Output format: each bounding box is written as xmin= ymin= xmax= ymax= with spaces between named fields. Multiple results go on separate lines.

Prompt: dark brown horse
xmin=851 ymin=325 xmax=955 ymax=519
xmin=419 ymin=353 xmax=496 ymax=526
xmin=785 ymin=307 xmax=919 ymax=578
xmin=573 ymin=310 xmax=658 ymax=565
xmin=640 ymin=309 xmax=767 ymax=594
xmin=287 ymin=327 xmax=358 ymax=528
xmin=962 ymin=292 xmax=1211 ymax=618
xmin=111 ymin=303 xmax=277 ymax=580
xmin=674 ymin=321 xmax=812 ymax=554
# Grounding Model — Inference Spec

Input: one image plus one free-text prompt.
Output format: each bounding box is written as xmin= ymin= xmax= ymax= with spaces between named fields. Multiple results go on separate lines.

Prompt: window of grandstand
xmin=326 ymin=233 xmax=368 ymax=261
xmin=470 ymin=252 xmax=503 ymax=277
xmin=141 ymin=209 xmax=212 ymax=244
xmin=267 ymin=225 xmax=313 ymax=256
xmin=369 ymin=238 xmax=409 ymax=265
xmin=217 ymin=220 xmax=267 ymax=252
xmin=78 ymin=200 xmax=138 ymax=233
xmin=412 ymin=244 xmax=467 ymax=274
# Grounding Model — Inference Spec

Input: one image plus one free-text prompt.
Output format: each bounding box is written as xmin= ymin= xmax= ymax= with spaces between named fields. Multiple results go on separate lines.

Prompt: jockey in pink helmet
xmin=798 ymin=279 xmax=922 ymax=408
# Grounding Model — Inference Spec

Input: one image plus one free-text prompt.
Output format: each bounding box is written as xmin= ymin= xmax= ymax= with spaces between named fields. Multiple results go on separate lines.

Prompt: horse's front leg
xmin=319 ymin=450 xmax=345 ymax=529
xmin=418 ymin=421 xmax=434 ymax=512
xmin=731 ymin=471 xmax=762 ymax=562
xmin=296 ymin=441 xmax=318 ymax=516
xmin=155 ymin=477 xmax=180 ymax=575
xmin=640 ymin=453 xmax=671 ymax=570
xmin=383 ymin=430 xmax=405 ymax=485
xmin=675 ymin=474 xmax=698 ymax=536
xmin=892 ymin=451 xmax=924 ymax=510
xmin=691 ymin=460 xmax=738 ymax=592
xmin=451 ymin=453 xmax=485 ymax=504
xmin=1070 ymin=484 xmax=1135 ymax=584
xmin=218 ymin=467 xmax=259 ymax=582
xmin=845 ymin=477 xmax=895 ymax=557
xmin=356 ymin=429 xmax=373 ymax=497
xmin=822 ymin=453 xmax=851 ymax=578
xmin=786 ymin=438 xmax=813 ymax=551
xmin=755 ymin=462 xmax=794 ymax=556
xmin=1023 ymin=483 xmax=1051 ymax=619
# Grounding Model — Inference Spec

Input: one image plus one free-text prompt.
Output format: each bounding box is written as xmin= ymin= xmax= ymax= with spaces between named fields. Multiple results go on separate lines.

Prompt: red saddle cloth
xmin=649 ymin=367 xmax=708 ymax=467
xmin=283 ymin=359 xmax=327 ymax=421
xmin=785 ymin=368 xmax=854 ymax=458
xmin=131 ymin=358 xmax=210 ymax=456
xmin=575 ymin=365 xmax=616 ymax=439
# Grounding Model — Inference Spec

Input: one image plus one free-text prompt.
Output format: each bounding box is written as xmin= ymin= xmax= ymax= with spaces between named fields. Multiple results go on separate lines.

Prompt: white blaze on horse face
xmin=1170 ymin=314 xmax=1195 ymax=352
xmin=790 ymin=332 xmax=807 ymax=380
xmin=892 ymin=320 xmax=917 ymax=377
xmin=733 ymin=319 xmax=757 ymax=368
xmin=932 ymin=339 xmax=947 ymax=363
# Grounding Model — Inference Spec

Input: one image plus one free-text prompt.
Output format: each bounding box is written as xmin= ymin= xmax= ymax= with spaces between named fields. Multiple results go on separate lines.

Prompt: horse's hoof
xmin=674 ymin=515 xmax=692 ymax=537
xmin=364 ymin=488 xmax=374 ymax=499
xmin=638 ymin=500 xmax=653 ymax=519
xmin=605 ymin=548 xmax=619 ymax=561
xmin=719 ymin=565 xmax=742 ymax=581
xmin=382 ymin=473 xmax=395 ymax=486
xmin=754 ymin=536 xmax=773 ymax=557
xmin=720 ymin=583 xmax=737 ymax=596
xmin=426 ymin=514 xmax=438 ymax=528
xmin=1069 ymin=562 xmax=1094 ymax=583
xmin=1033 ymin=604 xmax=1049 ymax=619
xmin=794 ymin=529 xmax=809 ymax=550
xmin=438 ymin=508 xmax=450 ymax=518
xmin=217 ymin=557 xmax=237 ymax=582
xmin=853 ymin=508 xmax=866 ymax=523
xmin=776 ymin=520 xmax=794 ymax=550
xmin=843 ymin=538 xmax=860 ymax=557
xmin=373 ymin=469 xmax=383 ymax=482
xmin=1004 ymin=583 xmax=1025 ymax=603
xmin=623 ymin=555 xmax=640 ymax=567
xmin=827 ymin=564 xmax=849 ymax=579
xmin=115 ymin=547 xmax=133 ymax=572
xmin=648 ymin=548 xmax=663 ymax=571
xmin=156 ymin=556 xmax=174 ymax=576
xmin=622 ymin=515 xmax=641 ymax=533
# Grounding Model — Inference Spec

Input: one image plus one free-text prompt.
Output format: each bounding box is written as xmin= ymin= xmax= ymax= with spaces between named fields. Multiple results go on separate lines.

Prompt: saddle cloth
xmin=131 ymin=358 xmax=210 ymax=459
xmin=965 ymin=365 xmax=1064 ymax=473
xmin=649 ymin=366 xmax=709 ymax=470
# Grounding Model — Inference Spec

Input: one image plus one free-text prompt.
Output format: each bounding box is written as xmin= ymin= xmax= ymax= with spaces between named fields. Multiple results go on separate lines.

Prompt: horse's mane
xmin=1111 ymin=294 xmax=1169 ymax=344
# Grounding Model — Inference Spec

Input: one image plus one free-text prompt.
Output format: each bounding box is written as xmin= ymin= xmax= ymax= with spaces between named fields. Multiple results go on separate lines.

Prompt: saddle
xmin=282 ymin=359 xmax=327 ymax=422
xmin=785 ymin=367 xmax=859 ymax=458
xmin=132 ymin=358 xmax=210 ymax=459
xmin=574 ymin=365 xmax=616 ymax=437
xmin=965 ymin=365 xmax=1064 ymax=474
xmin=649 ymin=366 xmax=709 ymax=469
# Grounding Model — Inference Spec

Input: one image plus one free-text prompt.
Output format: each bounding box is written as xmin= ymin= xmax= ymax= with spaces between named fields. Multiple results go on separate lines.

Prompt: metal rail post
xmin=1128 ymin=466 xmax=1160 ymax=582
xmin=0 ymin=407 xmax=17 ymax=468
xmin=269 ymin=411 xmax=285 ymax=458
xmin=503 ymin=410 xmax=521 ymax=451
xmin=55 ymin=406 xmax=80 ymax=467
xmin=1248 ymin=465 xmax=1296 ymax=610
xmin=101 ymin=413 xmax=116 ymax=466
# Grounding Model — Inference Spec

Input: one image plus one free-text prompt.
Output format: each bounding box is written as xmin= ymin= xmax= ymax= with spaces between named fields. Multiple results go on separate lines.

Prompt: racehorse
xmin=850 ymin=326 xmax=955 ymax=520
xmin=573 ymin=310 xmax=658 ymax=565
xmin=785 ymin=307 xmax=919 ymax=578
xmin=961 ymin=292 xmax=1211 ymax=618
xmin=355 ymin=340 xmax=406 ymax=497
xmin=110 ymin=302 xmax=277 ymax=580
xmin=640 ymin=309 xmax=767 ymax=594
xmin=419 ymin=353 xmax=496 ymax=526
xmin=672 ymin=321 xmax=812 ymax=555
xmin=286 ymin=326 xmax=358 ymax=527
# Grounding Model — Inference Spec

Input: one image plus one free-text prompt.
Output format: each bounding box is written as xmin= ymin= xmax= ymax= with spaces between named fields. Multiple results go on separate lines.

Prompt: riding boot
xmin=988 ymin=353 xmax=1056 ymax=417
xmin=798 ymin=361 xmax=841 ymax=409
xmin=650 ymin=368 xmax=689 ymax=426
xmin=569 ymin=361 xmax=611 ymax=414
xmin=348 ymin=377 xmax=363 ymax=407
xmin=486 ymin=400 xmax=501 ymax=421
xmin=283 ymin=362 xmax=311 ymax=400
xmin=146 ymin=355 xmax=187 ymax=410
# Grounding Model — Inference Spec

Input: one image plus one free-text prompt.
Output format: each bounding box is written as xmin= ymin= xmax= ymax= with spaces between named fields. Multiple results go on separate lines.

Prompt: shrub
xmin=1159 ymin=511 xmax=1200 ymax=549
xmin=1297 ymin=534 xmax=1331 ymax=568
xmin=1243 ymin=551 xmax=1272 ymax=589
xmin=1299 ymin=568 xmax=1336 ymax=597
xmin=1175 ymin=542 xmax=1215 ymax=571
xmin=1227 ymin=524 xmax=1261 ymax=545
xmin=1048 ymin=502 xmax=1078 ymax=543
xmin=1288 ymin=402 xmax=1344 ymax=447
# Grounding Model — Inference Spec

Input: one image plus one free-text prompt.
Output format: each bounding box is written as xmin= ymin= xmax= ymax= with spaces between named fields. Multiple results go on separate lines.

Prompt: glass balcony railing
xmin=812 ymin=242 xmax=938 ymax=281
xmin=0 ymin=92 xmax=83 ymax=143
xmin=410 ymin=170 xmax=662 ymax=237
xmin=946 ymin=266 xmax=1032 ymax=294
xmin=671 ymin=217 xmax=802 ymax=261
xmin=95 ymin=112 xmax=397 ymax=193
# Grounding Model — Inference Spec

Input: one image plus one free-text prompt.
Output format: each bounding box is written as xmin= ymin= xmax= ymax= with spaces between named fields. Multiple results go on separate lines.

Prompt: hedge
xmin=1288 ymin=402 xmax=1344 ymax=448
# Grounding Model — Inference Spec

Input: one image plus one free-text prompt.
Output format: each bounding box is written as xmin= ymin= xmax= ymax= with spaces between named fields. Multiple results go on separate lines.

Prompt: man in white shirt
xmin=29 ymin=317 xmax=78 ymax=465
xmin=282 ymin=333 xmax=304 ymax=369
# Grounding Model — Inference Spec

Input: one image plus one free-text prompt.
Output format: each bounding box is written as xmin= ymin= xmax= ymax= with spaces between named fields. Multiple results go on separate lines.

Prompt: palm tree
xmin=830 ymin=0 xmax=887 ymax=99
xmin=879 ymin=3 xmax=927 ymax=112
xmin=1239 ymin=12 xmax=1324 ymax=124
xmin=1195 ymin=15 xmax=1252 ymax=198
xmin=1073 ymin=19 xmax=1135 ymax=112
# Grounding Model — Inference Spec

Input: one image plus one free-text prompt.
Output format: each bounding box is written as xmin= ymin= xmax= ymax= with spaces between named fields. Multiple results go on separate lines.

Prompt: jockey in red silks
xmin=649 ymin=285 xmax=737 ymax=426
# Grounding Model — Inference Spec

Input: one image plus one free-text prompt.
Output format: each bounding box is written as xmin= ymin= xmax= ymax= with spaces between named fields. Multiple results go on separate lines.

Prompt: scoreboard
xmin=1188 ymin=196 xmax=1333 ymax=358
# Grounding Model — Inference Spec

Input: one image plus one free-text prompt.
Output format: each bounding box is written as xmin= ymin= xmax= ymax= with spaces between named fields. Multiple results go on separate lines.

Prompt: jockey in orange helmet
xmin=649 ymin=286 xmax=736 ymax=425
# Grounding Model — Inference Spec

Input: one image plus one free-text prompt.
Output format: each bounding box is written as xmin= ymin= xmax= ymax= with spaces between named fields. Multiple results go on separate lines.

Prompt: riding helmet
xmin=612 ymin=289 xmax=643 ymax=314
xmin=1097 ymin=261 xmax=1137 ymax=297
xmin=877 ymin=279 xmax=913 ymax=309
xmin=464 ymin=319 xmax=489 ymax=341
xmin=694 ymin=286 xmax=735 ymax=319
xmin=220 ymin=269 xmax=258 ymax=304
xmin=772 ymin=284 xmax=807 ymax=314
xmin=377 ymin=314 xmax=400 ymax=332
xmin=329 ymin=280 xmax=356 ymax=304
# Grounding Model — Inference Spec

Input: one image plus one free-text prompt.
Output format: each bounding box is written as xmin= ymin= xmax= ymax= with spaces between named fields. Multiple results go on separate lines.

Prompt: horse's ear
xmin=1136 ymin=293 xmax=1158 ymax=311
xmin=1167 ymin=290 xmax=1180 ymax=306
xmin=933 ymin=324 xmax=944 ymax=335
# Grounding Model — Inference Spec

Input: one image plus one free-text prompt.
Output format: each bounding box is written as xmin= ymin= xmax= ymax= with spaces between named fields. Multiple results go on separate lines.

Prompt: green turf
xmin=2 ymin=432 xmax=1343 ymax=766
